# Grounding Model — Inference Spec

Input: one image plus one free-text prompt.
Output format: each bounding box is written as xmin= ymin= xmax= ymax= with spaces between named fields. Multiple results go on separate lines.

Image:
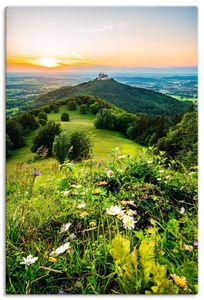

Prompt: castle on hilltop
xmin=96 ymin=72 xmax=110 ymax=80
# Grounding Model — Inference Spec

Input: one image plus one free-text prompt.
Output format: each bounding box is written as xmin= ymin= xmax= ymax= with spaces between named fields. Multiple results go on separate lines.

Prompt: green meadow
xmin=7 ymin=106 xmax=143 ymax=174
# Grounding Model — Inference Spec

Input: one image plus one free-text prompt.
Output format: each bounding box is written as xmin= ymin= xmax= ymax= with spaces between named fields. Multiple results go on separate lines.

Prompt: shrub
xmin=38 ymin=118 xmax=47 ymax=126
xmin=6 ymin=134 xmax=13 ymax=157
xmin=61 ymin=112 xmax=70 ymax=122
xmin=52 ymin=104 xmax=59 ymax=113
xmin=67 ymin=130 xmax=92 ymax=161
xmin=38 ymin=111 xmax=48 ymax=121
xmin=68 ymin=101 xmax=77 ymax=111
xmin=18 ymin=113 xmax=39 ymax=131
xmin=31 ymin=121 xmax=61 ymax=156
xmin=30 ymin=108 xmax=41 ymax=116
xmin=53 ymin=130 xmax=92 ymax=162
xmin=6 ymin=119 xmax=25 ymax=149
xmin=44 ymin=106 xmax=51 ymax=113
xmin=52 ymin=132 xmax=72 ymax=163
xmin=94 ymin=109 xmax=116 ymax=130
xmin=157 ymin=112 xmax=198 ymax=168
xmin=80 ymin=104 xmax=87 ymax=115
xmin=89 ymin=102 xmax=101 ymax=114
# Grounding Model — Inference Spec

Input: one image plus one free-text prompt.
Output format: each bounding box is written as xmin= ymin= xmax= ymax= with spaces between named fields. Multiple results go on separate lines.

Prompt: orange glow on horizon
xmin=7 ymin=52 xmax=198 ymax=72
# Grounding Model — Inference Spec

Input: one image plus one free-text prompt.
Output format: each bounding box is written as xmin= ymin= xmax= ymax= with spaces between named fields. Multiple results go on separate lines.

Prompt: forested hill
xmin=37 ymin=78 xmax=191 ymax=116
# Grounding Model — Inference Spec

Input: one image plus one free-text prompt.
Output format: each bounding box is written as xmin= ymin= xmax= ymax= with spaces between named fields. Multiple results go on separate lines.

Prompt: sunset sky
xmin=6 ymin=7 xmax=198 ymax=72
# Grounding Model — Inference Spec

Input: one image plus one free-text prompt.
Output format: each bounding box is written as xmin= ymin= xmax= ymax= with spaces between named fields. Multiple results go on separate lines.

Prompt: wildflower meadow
xmin=6 ymin=149 xmax=198 ymax=294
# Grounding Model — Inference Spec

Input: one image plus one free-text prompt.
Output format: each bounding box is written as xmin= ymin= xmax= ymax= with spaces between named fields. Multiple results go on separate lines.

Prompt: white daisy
xmin=106 ymin=205 xmax=124 ymax=216
xmin=118 ymin=155 xmax=126 ymax=160
xmin=126 ymin=209 xmax=137 ymax=216
xmin=180 ymin=207 xmax=185 ymax=214
xmin=106 ymin=170 xmax=114 ymax=178
xmin=50 ymin=242 xmax=71 ymax=257
xmin=62 ymin=191 xmax=70 ymax=196
xmin=77 ymin=203 xmax=86 ymax=209
xmin=69 ymin=233 xmax=77 ymax=240
xmin=20 ymin=255 xmax=38 ymax=266
xmin=59 ymin=222 xmax=72 ymax=233
xmin=122 ymin=215 xmax=136 ymax=230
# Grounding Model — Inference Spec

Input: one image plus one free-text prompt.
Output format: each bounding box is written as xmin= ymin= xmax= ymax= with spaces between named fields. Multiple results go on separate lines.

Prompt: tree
xmin=157 ymin=112 xmax=198 ymax=168
xmin=19 ymin=113 xmax=39 ymax=131
xmin=6 ymin=119 xmax=25 ymax=149
xmin=61 ymin=112 xmax=70 ymax=121
xmin=68 ymin=101 xmax=77 ymax=111
xmin=38 ymin=111 xmax=48 ymax=121
xmin=6 ymin=134 xmax=13 ymax=157
xmin=52 ymin=104 xmax=59 ymax=113
xmin=52 ymin=132 xmax=71 ymax=163
xmin=80 ymin=104 xmax=87 ymax=115
xmin=94 ymin=109 xmax=116 ymax=130
xmin=115 ymin=112 xmax=136 ymax=134
xmin=44 ymin=106 xmax=51 ymax=113
xmin=89 ymin=102 xmax=101 ymax=114
xmin=38 ymin=118 xmax=47 ymax=126
xmin=53 ymin=130 xmax=92 ymax=163
xmin=31 ymin=121 xmax=61 ymax=156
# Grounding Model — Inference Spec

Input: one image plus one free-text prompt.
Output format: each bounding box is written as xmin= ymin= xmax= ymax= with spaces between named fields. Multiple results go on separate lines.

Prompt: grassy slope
xmin=6 ymin=105 xmax=143 ymax=174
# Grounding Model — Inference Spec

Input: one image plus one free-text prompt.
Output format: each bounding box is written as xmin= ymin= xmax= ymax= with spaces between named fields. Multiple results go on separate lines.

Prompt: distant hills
xmin=37 ymin=78 xmax=191 ymax=116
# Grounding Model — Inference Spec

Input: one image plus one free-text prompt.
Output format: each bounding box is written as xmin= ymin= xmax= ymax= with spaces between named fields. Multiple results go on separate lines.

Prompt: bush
xmin=6 ymin=119 xmax=25 ymax=149
xmin=38 ymin=118 xmax=47 ymax=126
xmin=53 ymin=130 xmax=92 ymax=162
xmin=157 ymin=112 xmax=198 ymax=168
xmin=94 ymin=109 xmax=116 ymax=130
xmin=61 ymin=112 xmax=70 ymax=122
xmin=68 ymin=131 xmax=92 ymax=161
xmin=52 ymin=104 xmax=59 ymax=113
xmin=6 ymin=134 xmax=13 ymax=157
xmin=52 ymin=132 xmax=72 ymax=163
xmin=18 ymin=113 xmax=39 ymax=131
xmin=80 ymin=104 xmax=87 ymax=115
xmin=38 ymin=111 xmax=48 ymax=121
xmin=44 ymin=106 xmax=51 ymax=113
xmin=68 ymin=101 xmax=77 ymax=111
xmin=30 ymin=108 xmax=41 ymax=116
xmin=31 ymin=121 xmax=61 ymax=156
xmin=89 ymin=102 xmax=101 ymax=114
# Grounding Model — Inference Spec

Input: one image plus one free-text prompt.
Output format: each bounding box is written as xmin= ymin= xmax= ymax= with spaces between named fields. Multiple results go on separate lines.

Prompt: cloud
xmin=76 ymin=21 xmax=130 ymax=34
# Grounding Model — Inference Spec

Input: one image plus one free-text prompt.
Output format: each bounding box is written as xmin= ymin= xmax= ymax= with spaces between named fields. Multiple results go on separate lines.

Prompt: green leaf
xmin=110 ymin=234 xmax=130 ymax=261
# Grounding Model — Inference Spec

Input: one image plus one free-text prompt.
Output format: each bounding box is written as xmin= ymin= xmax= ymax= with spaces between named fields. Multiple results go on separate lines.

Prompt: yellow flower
xmin=89 ymin=221 xmax=96 ymax=227
xmin=171 ymin=274 xmax=187 ymax=289
xmin=49 ymin=257 xmax=57 ymax=263
xmin=121 ymin=200 xmax=129 ymax=206
xmin=183 ymin=243 xmax=193 ymax=252
xmin=80 ymin=211 xmax=88 ymax=218
xmin=93 ymin=188 xmax=101 ymax=195
xmin=97 ymin=181 xmax=108 ymax=186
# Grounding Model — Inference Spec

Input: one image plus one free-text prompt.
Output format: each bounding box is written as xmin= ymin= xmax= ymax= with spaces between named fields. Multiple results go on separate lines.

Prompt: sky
xmin=6 ymin=7 xmax=198 ymax=72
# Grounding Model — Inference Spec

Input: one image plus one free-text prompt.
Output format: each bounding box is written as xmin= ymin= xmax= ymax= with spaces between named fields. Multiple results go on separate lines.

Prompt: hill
xmin=37 ymin=78 xmax=191 ymax=116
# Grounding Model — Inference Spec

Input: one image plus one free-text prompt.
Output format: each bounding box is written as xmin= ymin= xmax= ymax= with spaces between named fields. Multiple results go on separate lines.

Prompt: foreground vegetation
xmin=6 ymin=148 xmax=198 ymax=294
xmin=6 ymin=94 xmax=198 ymax=294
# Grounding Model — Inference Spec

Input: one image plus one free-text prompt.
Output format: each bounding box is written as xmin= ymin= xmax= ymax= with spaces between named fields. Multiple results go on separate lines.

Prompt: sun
xmin=37 ymin=57 xmax=59 ymax=68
